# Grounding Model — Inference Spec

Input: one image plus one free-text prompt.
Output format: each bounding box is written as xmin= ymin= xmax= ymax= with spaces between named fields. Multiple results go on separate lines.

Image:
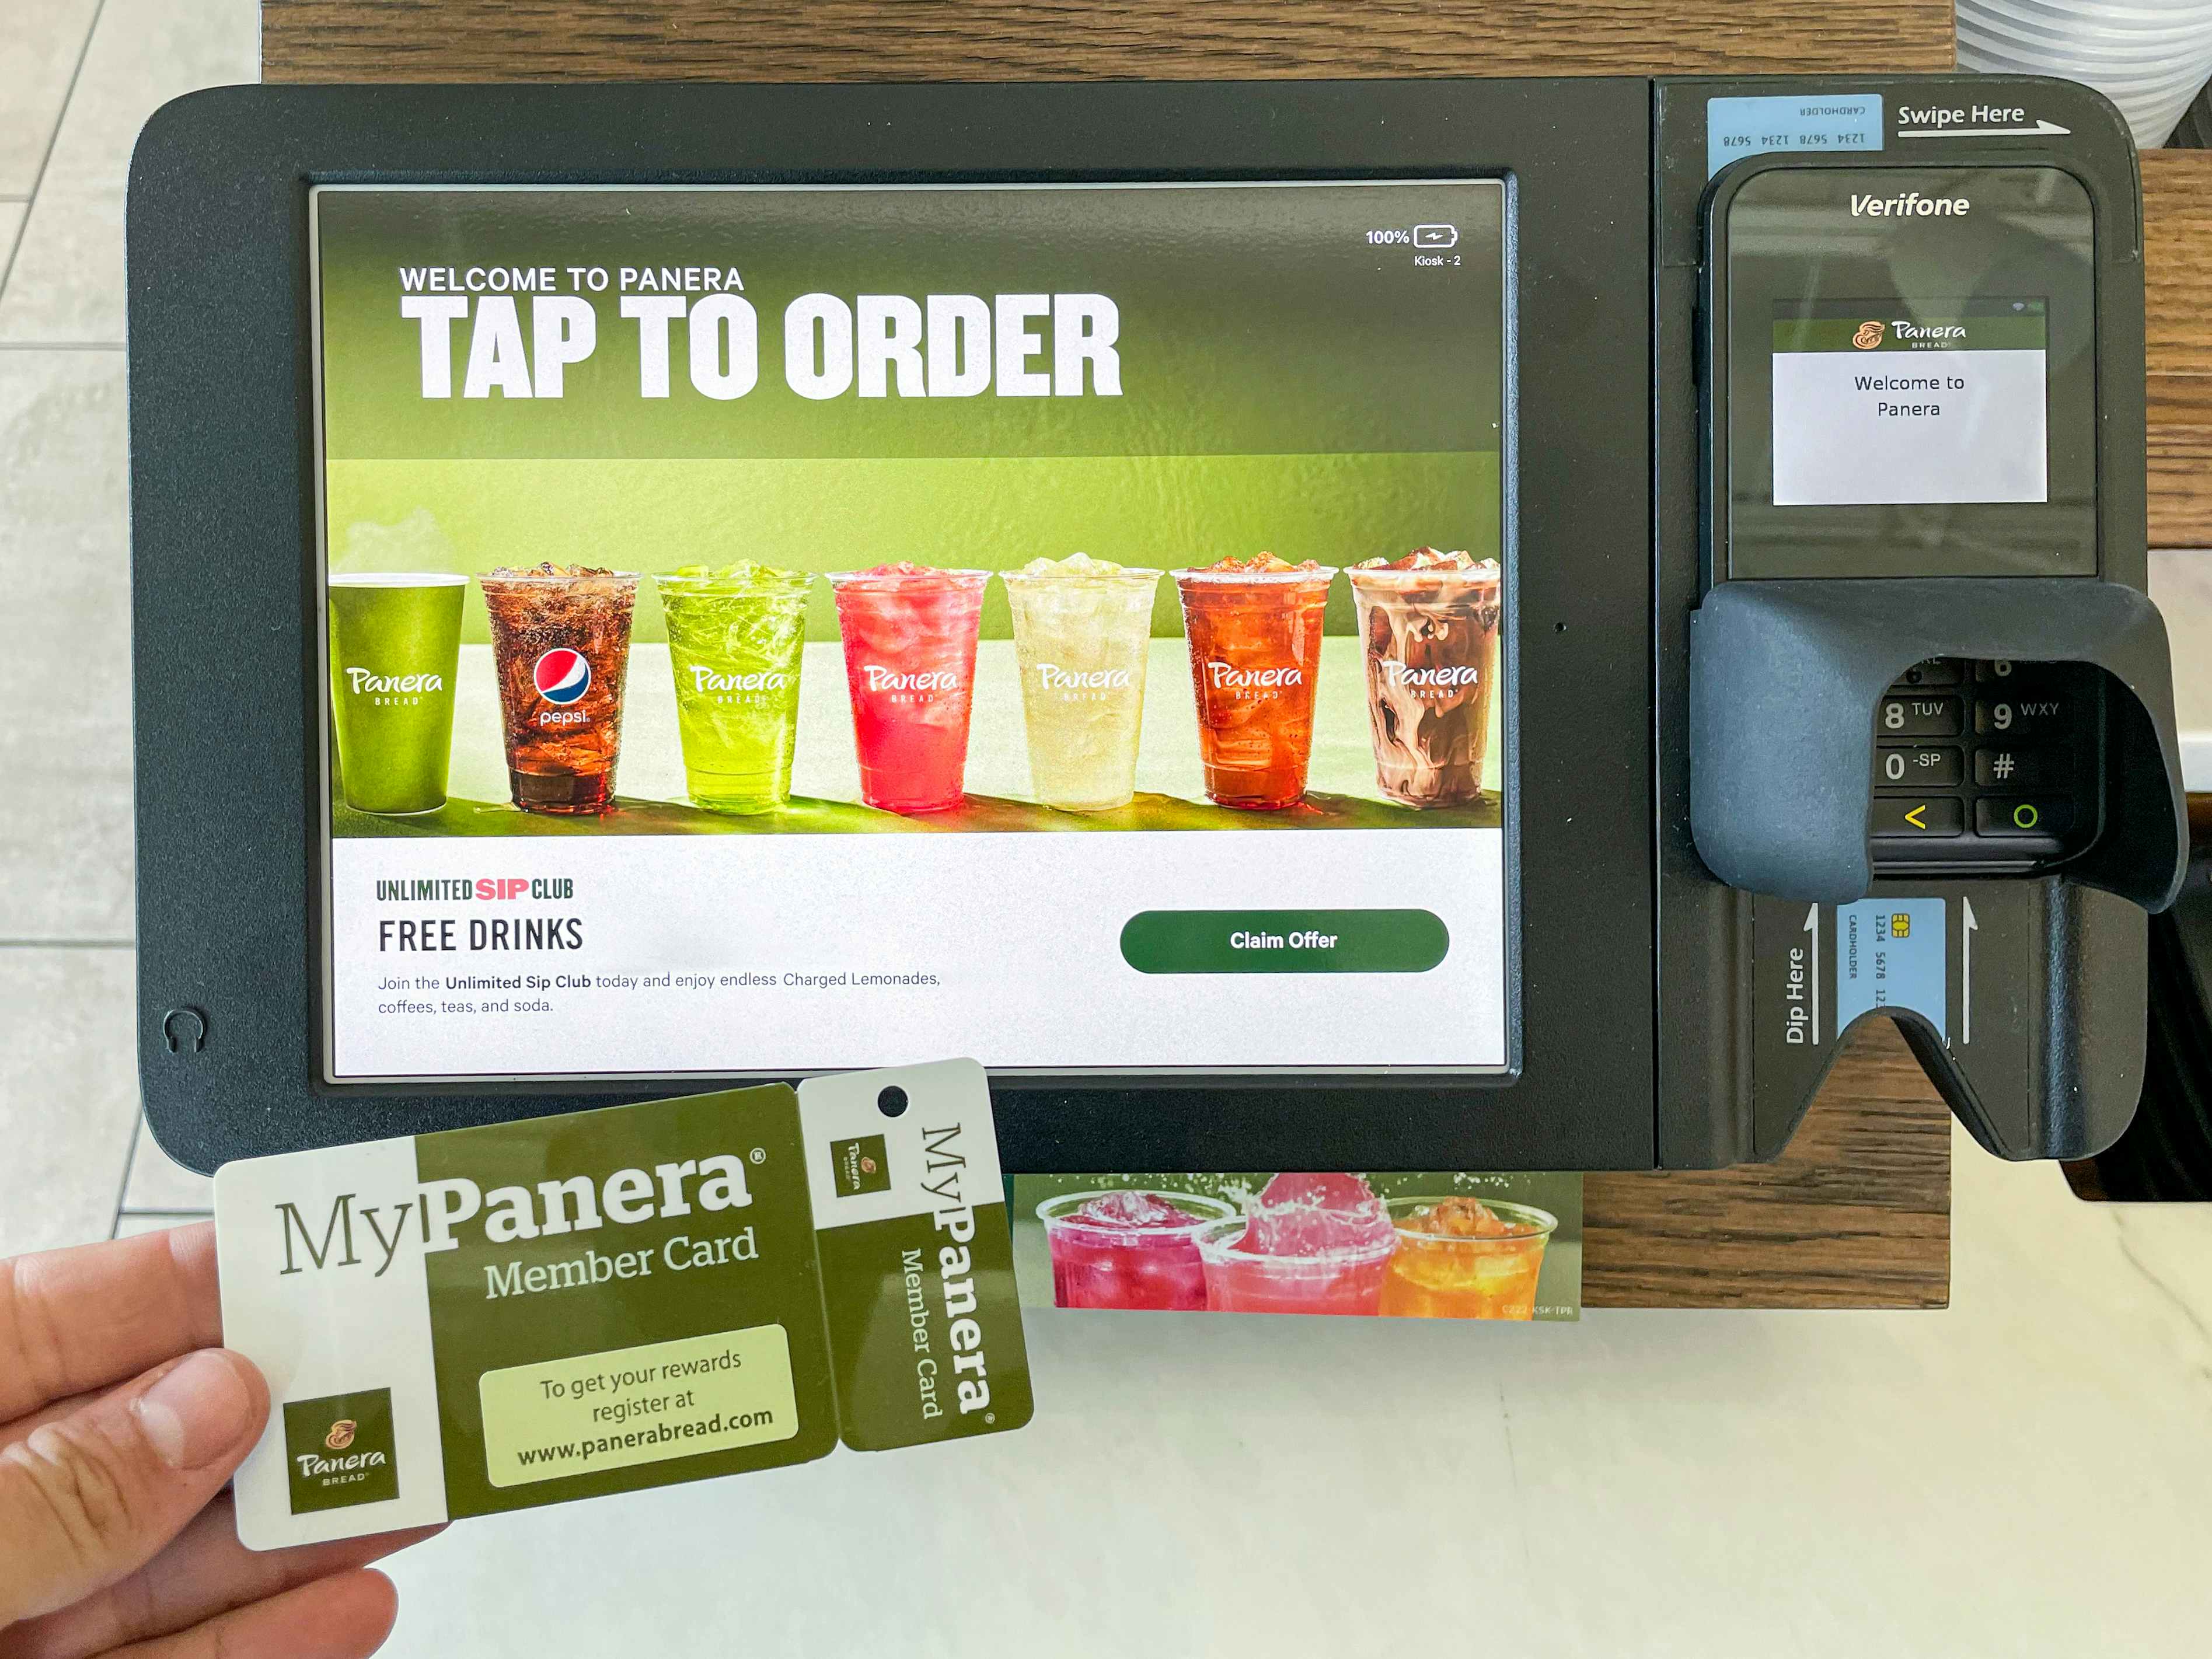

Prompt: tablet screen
xmin=312 ymin=181 xmax=1510 ymax=1082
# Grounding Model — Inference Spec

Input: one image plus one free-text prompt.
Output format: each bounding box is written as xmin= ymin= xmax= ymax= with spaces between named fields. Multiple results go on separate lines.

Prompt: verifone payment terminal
xmin=127 ymin=75 xmax=2186 ymax=1176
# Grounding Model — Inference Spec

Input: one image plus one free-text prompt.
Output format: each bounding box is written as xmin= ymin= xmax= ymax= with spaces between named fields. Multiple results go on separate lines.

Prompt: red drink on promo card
xmin=1036 ymin=1189 xmax=1239 ymax=1311
xmin=829 ymin=564 xmax=989 ymax=813
xmin=1173 ymin=554 xmax=1337 ymax=810
xmin=1194 ymin=1172 xmax=1397 ymax=1316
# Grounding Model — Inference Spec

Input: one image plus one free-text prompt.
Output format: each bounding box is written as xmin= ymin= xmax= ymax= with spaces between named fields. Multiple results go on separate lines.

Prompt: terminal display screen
xmin=1721 ymin=165 xmax=2096 ymax=579
xmin=310 ymin=181 xmax=1511 ymax=1083
xmin=1770 ymin=296 xmax=2050 ymax=507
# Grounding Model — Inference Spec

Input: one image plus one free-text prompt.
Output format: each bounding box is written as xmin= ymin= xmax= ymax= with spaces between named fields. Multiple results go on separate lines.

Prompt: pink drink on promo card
xmin=1036 ymin=1190 xmax=1240 ymax=1311
xmin=1195 ymin=1172 xmax=1398 ymax=1316
xmin=828 ymin=564 xmax=989 ymax=813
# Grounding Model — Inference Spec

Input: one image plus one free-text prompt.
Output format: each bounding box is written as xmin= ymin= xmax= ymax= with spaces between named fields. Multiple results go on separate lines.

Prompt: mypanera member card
xmin=798 ymin=1060 xmax=1032 ymax=1450
xmin=216 ymin=1086 xmax=838 ymax=1549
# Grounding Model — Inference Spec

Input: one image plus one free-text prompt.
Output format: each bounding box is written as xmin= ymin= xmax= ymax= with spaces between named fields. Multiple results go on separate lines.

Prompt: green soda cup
xmin=326 ymin=573 xmax=466 ymax=815
xmin=655 ymin=564 xmax=814 ymax=813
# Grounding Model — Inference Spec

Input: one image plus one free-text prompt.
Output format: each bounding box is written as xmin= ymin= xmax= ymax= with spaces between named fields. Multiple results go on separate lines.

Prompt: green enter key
xmin=1119 ymin=909 xmax=1450 ymax=974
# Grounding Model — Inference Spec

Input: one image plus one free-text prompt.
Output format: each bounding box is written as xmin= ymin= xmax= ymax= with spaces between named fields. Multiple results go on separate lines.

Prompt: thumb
xmin=0 ymin=1349 xmax=267 ymax=1626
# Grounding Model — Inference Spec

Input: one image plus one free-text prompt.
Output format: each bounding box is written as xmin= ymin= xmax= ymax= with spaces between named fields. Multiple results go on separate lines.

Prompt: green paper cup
xmin=327 ymin=574 xmax=466 ymax=815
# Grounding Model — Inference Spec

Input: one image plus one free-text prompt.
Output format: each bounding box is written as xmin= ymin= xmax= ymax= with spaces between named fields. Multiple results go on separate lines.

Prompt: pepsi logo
xmin=532 ymin=649 xmax=591 ymax=705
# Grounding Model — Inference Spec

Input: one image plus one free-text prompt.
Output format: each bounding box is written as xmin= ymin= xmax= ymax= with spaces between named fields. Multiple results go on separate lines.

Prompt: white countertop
xmin=2152 ymin=551 xmax=2212 ymax=789
xmin=379 ymin=1123 xmax=2212 ymax=1657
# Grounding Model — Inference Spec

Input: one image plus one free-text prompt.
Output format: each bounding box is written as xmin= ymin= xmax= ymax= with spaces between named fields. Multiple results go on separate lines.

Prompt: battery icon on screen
xmin=1412 ymin=224 xmax=1459 ymax=248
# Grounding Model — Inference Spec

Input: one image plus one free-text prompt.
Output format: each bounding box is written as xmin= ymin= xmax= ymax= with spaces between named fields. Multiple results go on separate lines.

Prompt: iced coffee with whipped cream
xmin=1346 ymin=547 xmax=1501 ymax=808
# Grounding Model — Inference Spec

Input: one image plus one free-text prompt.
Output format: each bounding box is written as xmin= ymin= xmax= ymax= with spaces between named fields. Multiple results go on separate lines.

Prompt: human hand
xmin=1 ymin=1224 xmax=438 ymax=1657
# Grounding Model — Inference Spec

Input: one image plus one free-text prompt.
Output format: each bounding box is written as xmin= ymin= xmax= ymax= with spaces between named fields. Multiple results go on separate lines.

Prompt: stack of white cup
xmin=1959 ymin=0 xmax=2212 ymax=147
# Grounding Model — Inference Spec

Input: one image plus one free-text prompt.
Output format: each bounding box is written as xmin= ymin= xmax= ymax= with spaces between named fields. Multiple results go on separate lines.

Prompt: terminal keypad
xmin=1871 ymin=659 xmax=2101 ymax=871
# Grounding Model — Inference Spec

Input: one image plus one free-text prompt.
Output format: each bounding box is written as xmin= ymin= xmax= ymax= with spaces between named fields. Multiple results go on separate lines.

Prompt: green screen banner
xmin=317 ymin=183 xmax=1505 ymax=463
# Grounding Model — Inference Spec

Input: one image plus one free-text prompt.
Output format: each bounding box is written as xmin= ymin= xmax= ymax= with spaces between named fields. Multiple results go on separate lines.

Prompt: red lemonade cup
xmin=1035 ymin=1189 xmax=1239 ymax=1311
xmin=828 ymin=564 xmax=989 ymax=813
xmin=1193 ymin=1173 xmax=1397 ymax=1316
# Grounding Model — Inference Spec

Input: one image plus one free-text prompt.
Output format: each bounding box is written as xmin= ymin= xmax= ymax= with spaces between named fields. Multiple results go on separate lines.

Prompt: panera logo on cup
xmin=344 ymin=667 xmax=445 ymax=700
xmin=1381 ymin=662 xmax=1483 ymax=693
xmin=282 ymin=1389 xmax=399 ymax=1514
xmin=690 ymin=665 xmax=790 ymax=694
xmin=1036 ymin=663 xmax=1132 ymax=691
xmin=862 ymin=665 xmax=961 ymax=695
xmin=1206 ymin=662 xmax=1302 ymax=692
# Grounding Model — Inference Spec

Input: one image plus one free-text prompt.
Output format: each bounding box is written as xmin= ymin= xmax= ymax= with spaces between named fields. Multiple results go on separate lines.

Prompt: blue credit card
xmin=1707 ymin=93 xmax=1885 ymax=177
xmin=1834 ymin=897 xmax=1946 ymax=1043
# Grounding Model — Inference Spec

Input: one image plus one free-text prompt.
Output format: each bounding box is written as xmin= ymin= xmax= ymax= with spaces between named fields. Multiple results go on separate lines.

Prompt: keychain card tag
xmin=215 ymin=1085 xmax=838 ymax=1550
xmin=799 ymin=1060 xmax=1034 ymax=1451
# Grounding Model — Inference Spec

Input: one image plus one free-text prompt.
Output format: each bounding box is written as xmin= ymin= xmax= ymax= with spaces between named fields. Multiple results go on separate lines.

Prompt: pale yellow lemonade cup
xmin=1000 ymin=553 xmax=1163 ymax=812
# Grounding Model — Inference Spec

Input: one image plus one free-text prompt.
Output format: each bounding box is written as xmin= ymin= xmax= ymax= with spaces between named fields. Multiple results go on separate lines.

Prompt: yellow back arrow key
xmin=1904 ymin=804 xmax=1928 ymax=829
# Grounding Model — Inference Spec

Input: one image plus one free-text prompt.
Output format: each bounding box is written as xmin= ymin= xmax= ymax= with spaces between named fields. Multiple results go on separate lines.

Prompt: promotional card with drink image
xmin=1013 ymin=1171 xmax=1582 ymax=1321
xmin=214 ymin=1063 xmax=1029 ymax=1550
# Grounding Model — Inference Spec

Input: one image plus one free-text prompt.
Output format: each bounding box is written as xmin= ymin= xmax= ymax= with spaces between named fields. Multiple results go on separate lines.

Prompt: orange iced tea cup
xmin=1376 ymin=1197 xmax=1557 ymax=1320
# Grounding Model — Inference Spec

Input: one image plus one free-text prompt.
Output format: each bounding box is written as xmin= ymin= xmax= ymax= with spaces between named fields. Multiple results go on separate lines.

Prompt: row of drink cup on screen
xmin=1037 ymin=1174 xmax=1558 ymax=1319
xmin=326 ymin=549 xmax=1502 ymax=819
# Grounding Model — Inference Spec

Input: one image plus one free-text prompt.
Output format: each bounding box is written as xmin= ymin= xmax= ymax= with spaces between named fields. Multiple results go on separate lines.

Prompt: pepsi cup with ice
xmin=478 ymin=565 xmax=639 ymax=815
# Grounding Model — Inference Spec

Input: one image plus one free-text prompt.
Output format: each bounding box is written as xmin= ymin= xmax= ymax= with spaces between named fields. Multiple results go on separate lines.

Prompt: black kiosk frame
xmin=128 ymin=75 xmax=2184 ymax=1177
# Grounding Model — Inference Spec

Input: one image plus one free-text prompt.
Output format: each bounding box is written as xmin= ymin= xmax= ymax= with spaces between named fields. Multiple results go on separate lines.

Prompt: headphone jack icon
xmin=161 ymin=1007 xmax=208 ymax=1055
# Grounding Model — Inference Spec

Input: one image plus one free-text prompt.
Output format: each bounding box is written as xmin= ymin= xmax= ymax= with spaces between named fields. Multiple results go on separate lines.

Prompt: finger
xmin=0 ymin=1349 xmax=266 ymax=1627
xmin=0 ymin=1227 xmax=220 ymax=1421
xmin=3 ymin=1493 xmax=440 ymax=1659
xmin=100 ymin=1569 xmax=400 ymax=1659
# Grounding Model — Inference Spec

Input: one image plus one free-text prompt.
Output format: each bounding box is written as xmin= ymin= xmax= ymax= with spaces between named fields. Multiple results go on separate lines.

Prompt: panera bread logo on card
xmin=283 ymin=1390 xmax=399 ymax=1514
xmin=830 ymin=1134 xmax=892 ymax=1199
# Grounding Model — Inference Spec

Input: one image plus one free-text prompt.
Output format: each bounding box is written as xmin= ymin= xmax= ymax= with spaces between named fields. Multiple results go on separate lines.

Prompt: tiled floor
xmin=4 ymin=6 xmax=2212 ymax=1654
xmin=0 ymin=0 xmax=249 ymax=1258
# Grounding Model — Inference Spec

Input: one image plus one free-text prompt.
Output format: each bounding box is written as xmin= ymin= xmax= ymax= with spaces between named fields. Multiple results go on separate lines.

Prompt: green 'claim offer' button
xmin=1119 ymin=909 xmax=1450 ymax=975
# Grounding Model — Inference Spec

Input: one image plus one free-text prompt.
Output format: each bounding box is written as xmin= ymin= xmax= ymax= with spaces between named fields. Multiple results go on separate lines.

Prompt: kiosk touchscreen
xmin=128 ymin=75 xmax=2187 ymax=1177
xmin=309 ymin=179 xmax=1510 ymax=1085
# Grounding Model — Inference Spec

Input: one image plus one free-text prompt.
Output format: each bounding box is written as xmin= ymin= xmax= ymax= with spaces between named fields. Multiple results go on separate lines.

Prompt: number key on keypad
xmin=1976 ymin=693 xmax=2073 ymax=738
xmin=1878 ymin=695 xmax=1962 ymax=738
xmin=1876 ymin=745 xmax=1963 ymax=788
xmin=1891 ymin=659 xmax=1963 ymax=689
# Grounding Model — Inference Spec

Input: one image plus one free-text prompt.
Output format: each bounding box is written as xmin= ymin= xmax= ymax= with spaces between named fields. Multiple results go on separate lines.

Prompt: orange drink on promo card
xmin=1377 ymin=1197 xmax=1557 ymax=1320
